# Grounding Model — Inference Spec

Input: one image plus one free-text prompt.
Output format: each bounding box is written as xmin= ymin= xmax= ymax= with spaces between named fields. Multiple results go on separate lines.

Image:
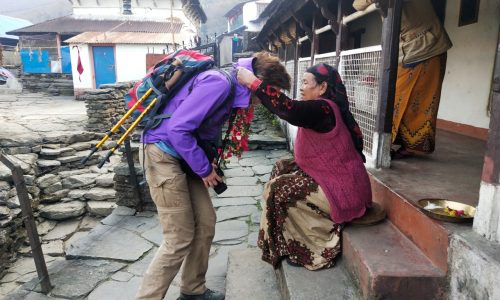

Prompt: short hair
xmin=252 ymin=51 xmax=291 ymax=91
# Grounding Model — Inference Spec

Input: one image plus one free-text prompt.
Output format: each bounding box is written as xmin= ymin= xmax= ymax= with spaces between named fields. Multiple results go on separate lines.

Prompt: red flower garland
xmin=221 ymin=107 xmax=254 ymax=160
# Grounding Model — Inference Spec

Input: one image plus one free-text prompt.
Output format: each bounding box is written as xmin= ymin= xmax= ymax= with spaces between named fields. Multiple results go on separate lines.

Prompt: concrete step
xmin=343 ymin=221 xmax=446 ymax=300
xmin=225 ymin=248 xmax=280 ymax=300
xmin=276 ymin=257 xmax=361 ymax=300
xmin=369 ymin=174 xmax=449 ymax=272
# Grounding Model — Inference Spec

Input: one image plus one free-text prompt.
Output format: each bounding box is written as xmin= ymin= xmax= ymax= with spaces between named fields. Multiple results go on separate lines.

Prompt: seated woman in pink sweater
xmin=237 ymin=61 xmax=373 ymax=270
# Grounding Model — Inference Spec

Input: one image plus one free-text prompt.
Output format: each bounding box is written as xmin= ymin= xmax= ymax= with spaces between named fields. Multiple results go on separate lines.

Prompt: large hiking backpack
xmin=124 ymin=49 xmax=216 ymax=130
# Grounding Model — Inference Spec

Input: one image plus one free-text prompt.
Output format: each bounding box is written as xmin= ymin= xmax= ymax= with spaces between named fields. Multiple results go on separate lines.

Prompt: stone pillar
xmin=474 ymin=34 xmax=500 ymax=242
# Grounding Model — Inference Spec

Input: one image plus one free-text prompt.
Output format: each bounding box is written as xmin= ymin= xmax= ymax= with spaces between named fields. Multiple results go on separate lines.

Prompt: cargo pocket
xmin=149 ymin=172 xmax=189 ymax=209
xmin=146 ymin=146 xmax=189 ymax=209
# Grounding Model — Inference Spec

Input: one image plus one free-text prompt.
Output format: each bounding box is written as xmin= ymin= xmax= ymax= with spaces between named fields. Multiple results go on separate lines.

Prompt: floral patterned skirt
xmin=257 ymin=159 xmax=342 ymax=271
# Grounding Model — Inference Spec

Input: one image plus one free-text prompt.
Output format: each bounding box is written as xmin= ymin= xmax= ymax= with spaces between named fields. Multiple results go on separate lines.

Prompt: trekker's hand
xmin=202 ymin=167 xmax=222 ymax=189
xmin=237 ymin=67 xmax=257 ymax=88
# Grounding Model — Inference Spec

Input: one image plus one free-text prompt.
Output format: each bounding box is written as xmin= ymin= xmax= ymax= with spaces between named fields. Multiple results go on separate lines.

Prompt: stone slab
xmin=217 ymin=185 xmax=263 ymax=198
xmin=225 ymin=249 xmax=280 ymax=300
xmin=212 ymin=197 xmax=256 ymax=208
xmin=84 ymin=187 xmax=116 ymax=201
xmin=252 ymin=165 xmax=273 ymax=175
xmin=39 ymin=201 xmax=86 ymax=221
xmin=225 ymin=176 xmax=259 ymax=186
xmin=87 ymin=201 xmax=117 ymax=216
xmin=223 ymin=167 xmax=255 ymax=177
xmin=141 ymin=223 xmax=162 ymax=246
xmin=213 ymin=220 xmax=248 ymax=242
xmin=277 ymin=258 xmax=360 ymax=300
xmin=343 ymin=222 xmax=446 ymax=299
xmin=21 ymin=259 xmax=125 ymax=299
xmin=127 ymin=248 xmax=157 ymax=276
xmin=66 ymin=224 xmax=153 ymax=262
xmin=88 ymin=276 xmax=142 ymax=300
xmin=42 ymin=219 xmax=81 ymax=241
xmin=216 ymin=205 xmax=258 ymax=222
xmin=111 ymin=271 xmax=134 ymax=282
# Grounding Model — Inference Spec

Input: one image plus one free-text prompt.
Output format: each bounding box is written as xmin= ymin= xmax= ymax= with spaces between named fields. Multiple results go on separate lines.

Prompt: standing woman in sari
xmin=354 ymin=0 xmax=452 ymax=158
xmin=237 ymin=57 xmax=372 ymax=270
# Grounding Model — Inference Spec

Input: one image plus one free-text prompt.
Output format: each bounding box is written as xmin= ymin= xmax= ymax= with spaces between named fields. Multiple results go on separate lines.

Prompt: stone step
xmin=343 ymin=221 xmax=446 ymax=300
xmin=369 ymin=175 xmax=449 ymax=272
xmin=276 ymin=257 xmax=361 ymax=300
xmin=225 ymin=248 xmax=280 ymax=300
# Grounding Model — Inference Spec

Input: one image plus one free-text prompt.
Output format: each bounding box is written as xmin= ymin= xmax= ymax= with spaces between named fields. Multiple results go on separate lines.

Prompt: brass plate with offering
xmin=417 ymin=199 xmax=475 ymax=223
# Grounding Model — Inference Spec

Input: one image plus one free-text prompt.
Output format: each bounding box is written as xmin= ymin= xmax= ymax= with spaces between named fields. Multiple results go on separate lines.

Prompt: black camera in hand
xmin=213 ymin=167 xmax=227 ymax=195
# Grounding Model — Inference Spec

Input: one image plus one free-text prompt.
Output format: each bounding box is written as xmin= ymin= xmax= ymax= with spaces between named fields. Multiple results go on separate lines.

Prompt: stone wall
xmin=0 ymin=81 xmax=149 ymax=278
xmin=0 ymin=134 xmax=121 ymax=277
xmin=20 ymin=73 xmax=74 ymax=96
xmin=82 ymin=82 xmax=134 ymax=132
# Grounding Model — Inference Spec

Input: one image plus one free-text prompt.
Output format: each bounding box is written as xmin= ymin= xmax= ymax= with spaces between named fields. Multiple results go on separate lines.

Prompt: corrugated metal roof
xmin=64 ymin=31 xmax=182 ymax=44
xmin=7 ymin=16 xmax=184 ymax=35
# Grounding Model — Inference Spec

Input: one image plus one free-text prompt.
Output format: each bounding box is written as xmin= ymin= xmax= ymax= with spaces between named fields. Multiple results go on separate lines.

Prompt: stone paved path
xmin=0 ymin=93 xmax=87 ymax=147
xmin=2 ymin=150 xmax=291 ymax=300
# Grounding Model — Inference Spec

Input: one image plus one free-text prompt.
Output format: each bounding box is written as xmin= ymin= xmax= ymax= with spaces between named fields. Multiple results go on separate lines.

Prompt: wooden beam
xmin=375 ymin=0 xmax=403 ymax=168
xmin=310 ymin=13 xmax=318 ymax=66
xmin=292 ymin=12 xmax=313 ymax=41
xmin=335 ymin=0 xmax=346 ymax=67
xmin=312 ymin=0 xmax=339 ymax=35
xmin=0 ymin=153 xmax=52 ymax=294
xmin=285 ymin=22 xmax=295 ymax=42
xmin=375 ymin=0 xmax=390 ymax=18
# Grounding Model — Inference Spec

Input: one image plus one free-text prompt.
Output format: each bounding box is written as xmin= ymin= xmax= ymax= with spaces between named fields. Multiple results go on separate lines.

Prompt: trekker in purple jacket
xmin=136 ymin=52 xmax=290 ymax=300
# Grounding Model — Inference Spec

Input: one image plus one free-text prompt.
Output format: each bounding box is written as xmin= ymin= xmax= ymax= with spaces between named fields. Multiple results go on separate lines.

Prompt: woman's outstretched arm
xmin=252 ymin=82 xmax=335 ymax=132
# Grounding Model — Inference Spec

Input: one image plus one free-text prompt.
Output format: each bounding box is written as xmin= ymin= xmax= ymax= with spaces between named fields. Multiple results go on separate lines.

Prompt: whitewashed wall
xmin=347 ymin=11 xmax=383 ymax=48
xmin=242 ymin=1 xmax=271 ymax=32
xmin=438 ymin=0 xmax=500 ymax=129
xmin=69 ymin=43 xmax=166 ymax=90
xmin=70 ymin=44 xmax=93 ymax=90
xmin=72 ymin=0 xmax=198 ymax=36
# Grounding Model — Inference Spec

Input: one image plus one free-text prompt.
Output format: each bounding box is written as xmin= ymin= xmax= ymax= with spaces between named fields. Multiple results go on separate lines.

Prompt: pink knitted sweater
xmin=295 ymin=101 xmax=372 ymax=223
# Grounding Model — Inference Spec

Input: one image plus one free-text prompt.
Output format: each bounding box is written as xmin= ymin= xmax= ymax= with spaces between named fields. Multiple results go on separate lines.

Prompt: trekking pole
xmin=97 ymin=97 xmax=159 ymax=168
xmin=81 ymin=57 xmax=183 ymax=165
xmin=80 ymin=87 xmax=155 ymax=165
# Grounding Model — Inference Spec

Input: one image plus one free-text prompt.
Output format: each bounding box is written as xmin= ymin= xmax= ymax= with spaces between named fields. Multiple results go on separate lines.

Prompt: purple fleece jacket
xmin=142 ymin=58 xmax=254 ymax=177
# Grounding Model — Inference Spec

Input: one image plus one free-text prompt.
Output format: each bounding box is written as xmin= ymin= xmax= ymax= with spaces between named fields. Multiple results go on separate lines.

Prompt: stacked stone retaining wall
xmin=20 ymin=73 xmax=74 ymax=96
xmin=82 ymin=82 xmax=134 ymax=132
xmin=0 ymin=131 xmax=123 ymax=277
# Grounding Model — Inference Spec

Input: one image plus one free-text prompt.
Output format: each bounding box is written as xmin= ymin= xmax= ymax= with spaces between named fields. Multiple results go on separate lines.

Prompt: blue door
xmin=61 ymin=46 xmax=72 ymax=74
xmin=92 ymin=46 xmax=116 ymax=88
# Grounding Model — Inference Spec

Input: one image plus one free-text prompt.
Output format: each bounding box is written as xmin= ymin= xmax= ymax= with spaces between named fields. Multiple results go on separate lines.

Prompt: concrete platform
xmin=343 ymin=222 xmax=446 ymax=300
xmin=225 ymin=249 xmax=280 ymax=300
xmin=276 ymin=258 xmax=360 ymax=300
xmin=368 ymin=130 xmax=485 ymax=273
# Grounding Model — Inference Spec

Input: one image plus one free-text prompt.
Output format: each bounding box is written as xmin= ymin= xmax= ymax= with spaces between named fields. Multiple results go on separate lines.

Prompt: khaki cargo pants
xmin=136 ymin=144 xmax=216 ymax=300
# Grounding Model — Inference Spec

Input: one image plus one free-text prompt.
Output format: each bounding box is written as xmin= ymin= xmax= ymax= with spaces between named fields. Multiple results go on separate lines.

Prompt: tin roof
xmin=64 ymin=31 xmax=182 ymax=44
xmin=7 ymin=16 xmax=184 ymax=36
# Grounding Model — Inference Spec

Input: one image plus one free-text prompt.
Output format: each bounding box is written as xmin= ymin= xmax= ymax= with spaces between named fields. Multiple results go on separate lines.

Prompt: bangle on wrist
xmin=249 ymin=78 xmax=263 ymax=92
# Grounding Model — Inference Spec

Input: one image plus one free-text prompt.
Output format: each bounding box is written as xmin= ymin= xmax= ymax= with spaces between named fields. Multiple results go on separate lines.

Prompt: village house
xmin=7 ymin=0 xmax=206 ymax=95
xmin=252 ymin=0 xmax=500 ymax=299
xmin=217 ymin=0 xmax=272 ymax=66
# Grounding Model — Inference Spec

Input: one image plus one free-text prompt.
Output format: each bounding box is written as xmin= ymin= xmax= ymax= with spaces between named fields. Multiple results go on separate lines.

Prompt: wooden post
xmin=0 ymin=153 xmax=52 ymax=294
xmin=310 ymin=13 xmax=318 ymax=66
xmin=474 ymin=30 xmax=500 ymax=241
xmin=374 ymin=0 xmax=403 ymax=168
xmin=292 ymin=20 xmax=300 ymax=99
xmin=335 ymin=0 xmax=345 ymax=67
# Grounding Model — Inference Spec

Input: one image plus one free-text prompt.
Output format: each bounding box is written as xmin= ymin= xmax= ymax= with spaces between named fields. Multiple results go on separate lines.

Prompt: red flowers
xmin=222 ymin=106 xmax=255 ymax=160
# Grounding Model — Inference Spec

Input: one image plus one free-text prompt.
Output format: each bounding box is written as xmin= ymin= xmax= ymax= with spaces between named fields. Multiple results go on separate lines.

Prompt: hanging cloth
xmin=73 ymin=45 xmax=84 ymax=82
